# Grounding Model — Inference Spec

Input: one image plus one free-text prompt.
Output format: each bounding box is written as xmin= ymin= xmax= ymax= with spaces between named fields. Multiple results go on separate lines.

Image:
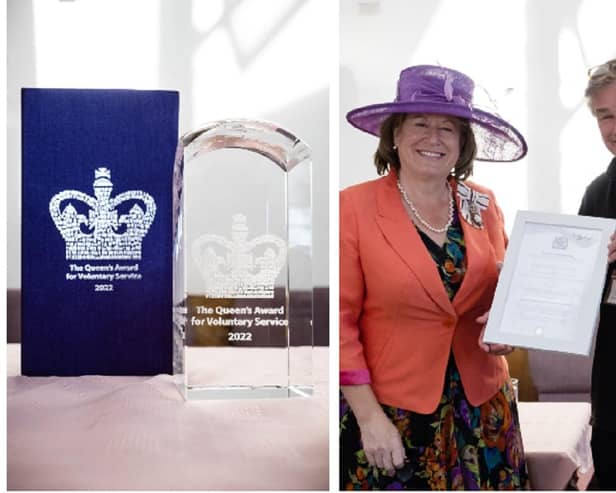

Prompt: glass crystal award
xmin=172 ymin=119 xmax=313 ymax=399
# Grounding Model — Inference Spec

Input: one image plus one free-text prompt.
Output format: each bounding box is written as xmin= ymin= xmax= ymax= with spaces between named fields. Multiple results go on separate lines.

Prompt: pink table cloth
xmin=518 ymin=401 xmax=593 ymax=490
xmin=7 ymin=344 xmax=329 ymax=490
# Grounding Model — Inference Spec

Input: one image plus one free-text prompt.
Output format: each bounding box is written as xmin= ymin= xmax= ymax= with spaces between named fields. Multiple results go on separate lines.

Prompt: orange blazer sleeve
xmin=339 ymin=190 xmax=371 ymax=385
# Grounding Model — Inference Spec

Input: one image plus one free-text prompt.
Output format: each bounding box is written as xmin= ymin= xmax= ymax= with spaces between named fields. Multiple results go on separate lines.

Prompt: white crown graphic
xmin=49 ymin=168 xmax=156 ymax=260
xmin=192 ymin=214 xmax=287 ymax=298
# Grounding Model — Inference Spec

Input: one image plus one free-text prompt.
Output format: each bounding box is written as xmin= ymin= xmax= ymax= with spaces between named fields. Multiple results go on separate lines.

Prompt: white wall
xmin=7 ymin=0 xmax=332 ymax=288
xmin=8 ymin=0 xmax=616 ymax=288
xmin=340 ymin=0 xmax=616 ymax=233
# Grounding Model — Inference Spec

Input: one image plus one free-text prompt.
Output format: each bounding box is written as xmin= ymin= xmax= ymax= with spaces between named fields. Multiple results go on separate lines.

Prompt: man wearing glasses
xmin=579 ymin=58 xmax=616 ymax=490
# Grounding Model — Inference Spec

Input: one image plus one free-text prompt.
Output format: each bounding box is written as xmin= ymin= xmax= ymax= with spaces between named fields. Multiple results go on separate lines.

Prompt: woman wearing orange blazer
xmin=340 ymin=65 xmax=529 ymax=490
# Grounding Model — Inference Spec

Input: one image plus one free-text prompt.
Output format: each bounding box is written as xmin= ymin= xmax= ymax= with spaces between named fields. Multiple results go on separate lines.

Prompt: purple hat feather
xmin=346 ymin=65 xmax=527 ymax=162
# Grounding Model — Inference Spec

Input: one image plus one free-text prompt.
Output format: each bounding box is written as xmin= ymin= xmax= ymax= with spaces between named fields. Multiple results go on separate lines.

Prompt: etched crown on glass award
xmin=172 ymin=119 xmax=313 ymax=399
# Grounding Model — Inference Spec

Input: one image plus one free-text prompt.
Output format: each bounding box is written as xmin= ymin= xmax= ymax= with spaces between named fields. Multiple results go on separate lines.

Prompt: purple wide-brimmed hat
xmin=346 ymin=65 xmax=527 ymax=162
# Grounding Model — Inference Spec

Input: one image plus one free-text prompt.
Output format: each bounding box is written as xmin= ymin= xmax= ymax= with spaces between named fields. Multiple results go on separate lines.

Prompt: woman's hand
xmin=341 ymin=384 xmax=406 ymax=476
xmin=357 ymin=409 xmax=406 ymax=476
xmin=476 ymin=311 xmax=514 ymax=356
xmin=476 ymin=261 xmax=514 ymax=356
xmin=608 ymin=232 xmax=616 ymax=264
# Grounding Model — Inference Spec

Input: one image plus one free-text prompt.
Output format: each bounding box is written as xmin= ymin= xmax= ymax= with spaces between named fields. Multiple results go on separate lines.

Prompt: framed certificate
xmin=483 ymin=210 xmax=616 ymax=355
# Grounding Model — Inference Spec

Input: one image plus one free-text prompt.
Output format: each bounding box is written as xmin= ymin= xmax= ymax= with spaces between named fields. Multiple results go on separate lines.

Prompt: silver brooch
xmin=456 ymin=183 xmax=489 ymax=229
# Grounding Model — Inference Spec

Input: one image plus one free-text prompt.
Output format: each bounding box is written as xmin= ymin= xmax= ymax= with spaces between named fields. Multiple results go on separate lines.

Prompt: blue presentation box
xmin=21 ymin=88 xmax=179 ymax=375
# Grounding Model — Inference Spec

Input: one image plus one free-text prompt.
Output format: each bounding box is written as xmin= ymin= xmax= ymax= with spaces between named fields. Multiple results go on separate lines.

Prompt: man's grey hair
xmin=586 ymin=58 xmax=616 ymax=113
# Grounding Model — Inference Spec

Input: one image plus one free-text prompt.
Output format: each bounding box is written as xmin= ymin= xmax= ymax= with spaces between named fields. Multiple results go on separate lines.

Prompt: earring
xmin=393 ymin=145 xmax=398 ymax=151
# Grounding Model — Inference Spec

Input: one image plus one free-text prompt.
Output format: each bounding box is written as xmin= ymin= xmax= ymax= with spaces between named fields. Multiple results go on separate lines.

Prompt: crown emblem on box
xmin=49 ymin=168 xmax=157 ymax=260
xmin=192 ymin=214 xmax=287 ymax=298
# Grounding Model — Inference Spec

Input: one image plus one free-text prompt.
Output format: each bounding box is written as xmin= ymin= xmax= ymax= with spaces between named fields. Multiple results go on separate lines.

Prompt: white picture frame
xmin=483 ymin=210 xmax=616 ymax=355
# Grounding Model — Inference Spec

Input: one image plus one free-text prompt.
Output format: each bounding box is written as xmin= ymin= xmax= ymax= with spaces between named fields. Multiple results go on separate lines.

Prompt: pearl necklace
xmin=396 ymin=179 xmax=454 ymax=233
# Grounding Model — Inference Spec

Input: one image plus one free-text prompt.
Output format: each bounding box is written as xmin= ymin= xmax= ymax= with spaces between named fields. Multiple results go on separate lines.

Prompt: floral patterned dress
xmin=340 ymin=209 xmax=529 ymax=490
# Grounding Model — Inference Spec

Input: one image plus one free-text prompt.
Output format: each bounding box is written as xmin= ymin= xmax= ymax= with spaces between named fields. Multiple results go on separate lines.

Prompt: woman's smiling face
xmin=394 ymin=113 xmax=462 ymax=181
